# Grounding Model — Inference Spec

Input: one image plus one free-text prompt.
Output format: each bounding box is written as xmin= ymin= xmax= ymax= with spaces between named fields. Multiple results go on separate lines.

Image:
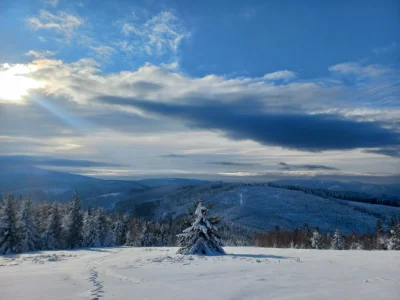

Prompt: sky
xmin=0 ymin=0 xmax=399 ymax=182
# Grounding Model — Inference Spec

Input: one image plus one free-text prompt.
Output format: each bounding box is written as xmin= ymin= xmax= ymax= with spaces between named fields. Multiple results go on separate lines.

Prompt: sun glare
xmin=0 ymin=63 xmax=41 ymax=102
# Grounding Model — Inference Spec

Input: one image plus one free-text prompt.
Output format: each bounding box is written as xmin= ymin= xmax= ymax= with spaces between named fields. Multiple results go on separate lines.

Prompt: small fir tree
xmin=42 ymin=202 xmax=63 ymax=250
xmin=311 ymin=227 xmax=322 ymax=249
xmin=375 ymin=219 xmax=384 ymax=236
xmin=331 ymin=229 xmax=344 ymax=250
xmin=389 ymin=222 xmax=400 ymax=250
xmin=302 ymin=222 xmax=312 ymax=248
xmin=82 ymin=209 xmax=100 ymax=247
xmin=16 ymin=197 xmax=38 ymax=252
xmin=95 ymin=208 xmax=115 ymax=247
xmin=177 ymin=200 xmax=225 ymax=255
xmin=64 ymin=193 xmax=84 ymax=249
xmin=0 ymin=195 xmax=19 ymax=254
xmin=113 ymin=215 xmax=127 ymax=246
xmin=140 ymin=222 xmax=153 ymax=247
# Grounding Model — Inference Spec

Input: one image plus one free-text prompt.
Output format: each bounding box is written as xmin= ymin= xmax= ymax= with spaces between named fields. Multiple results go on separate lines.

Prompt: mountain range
xmin=1 ymin=165 xmax=399 ymax=234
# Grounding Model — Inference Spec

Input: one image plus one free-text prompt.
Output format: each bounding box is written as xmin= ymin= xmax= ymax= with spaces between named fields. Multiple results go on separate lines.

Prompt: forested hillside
xmin=114 ymin=182 xmax=400 ymax=234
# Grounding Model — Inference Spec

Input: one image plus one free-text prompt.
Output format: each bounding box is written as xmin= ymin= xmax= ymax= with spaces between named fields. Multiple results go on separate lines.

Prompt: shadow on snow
xmin=226 ymin=253 xmax=289 ymax=259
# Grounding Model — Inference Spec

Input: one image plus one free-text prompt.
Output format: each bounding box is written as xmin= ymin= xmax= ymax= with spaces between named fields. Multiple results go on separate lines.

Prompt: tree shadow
xmin=83 ymin=248 xmax=114 ymax=253
xmin=227 ymin=253 xmax=288 ymax=259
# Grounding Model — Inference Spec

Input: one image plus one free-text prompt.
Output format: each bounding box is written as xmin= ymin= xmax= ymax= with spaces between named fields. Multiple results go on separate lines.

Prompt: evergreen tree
xmin=311 ymin=227 xmax=322 ymax=249
xmin=302 ymin=222 xmax=312 ymax=248
xmin=103 ymin=215 xmax=116 ymax=247
xmin=273 ymin=225 xmax=280 ymax=248
xmin=177 ymin=200 xmax=225 ymax=255
xmin=42 ymin=203 xmax=63 ymax=250
xmin=95 ymin=208 xmax=115 ymax=247
xmin=64 ymin=193 xmax=83 ymax=249
xmin=16 ymin=197 xmax=38 ymax=252
xmin=331 ymin=229 xmax=344 ymax=250
xmin=375 ymin=219 xmax=387 ymax=250
xmin=375 ymin=219 xmax=383 ymax=236
xmin=389 ymin=222 xmax=400 ymax=250
xmin=0 ymin=195 xmax=19 ymax=254
xmin=113 ymin=215 xmax=127 ymax=246
xmin=125 ymin=229 xmax=136 ymax=246
xmin=82 ymin=209 xmax=100 ymax=247
xmin=139 ymin=222 xmax=153 ymax=247
xmin=125 ymin=219 xmax=141 ymax=246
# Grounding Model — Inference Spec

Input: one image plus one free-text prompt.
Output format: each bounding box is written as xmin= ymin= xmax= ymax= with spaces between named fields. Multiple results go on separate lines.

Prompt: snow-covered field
xmin=1 ymin=247 xmax=399 ymax=300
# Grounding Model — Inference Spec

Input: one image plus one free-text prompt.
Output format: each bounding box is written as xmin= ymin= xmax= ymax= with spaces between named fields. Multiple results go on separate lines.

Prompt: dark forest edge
xmin=1 ymin=193 xmax=400 ymax=255
xmin=266 ymin=182 xmax=400 ymax=207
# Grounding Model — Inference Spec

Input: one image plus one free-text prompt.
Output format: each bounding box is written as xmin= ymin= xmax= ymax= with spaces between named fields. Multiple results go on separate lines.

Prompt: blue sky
xmin=2 ymin=0 xmax=398 ymax=76
xmin=0 ymin=0 xmax=399 ymax=181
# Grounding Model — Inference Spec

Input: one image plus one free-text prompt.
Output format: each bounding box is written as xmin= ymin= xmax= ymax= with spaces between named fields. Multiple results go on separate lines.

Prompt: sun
xmin=0 ymin=63 xmax=41 ymax=102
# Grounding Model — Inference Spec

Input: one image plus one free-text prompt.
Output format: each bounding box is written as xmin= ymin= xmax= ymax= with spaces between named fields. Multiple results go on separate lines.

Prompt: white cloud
xmin=161 ymin=61 xmax=179 ymax=70
xmin=263 ymin=70 xmax=296 ymax=82
xmin=329 ymin=62 xmax=390 ymax=78
xmin=1 ymin=58 xmax=398 ymax=177
xmin=116 ymin=40 xmax=134 ymax=54
xmin=89 ymin=45 xmax=116 ymax=59
xmin=25 ymin=50 xmax=56 ymax=59
xmin=27 ymin=10 xmax=83 ymax=41
xmin=11 ymin=57 xmax=395 ymax=129
xmin=23 ymin=59 xmax=329 ymax=109
xmin=120 ymin=10 xmax=190 ymax=56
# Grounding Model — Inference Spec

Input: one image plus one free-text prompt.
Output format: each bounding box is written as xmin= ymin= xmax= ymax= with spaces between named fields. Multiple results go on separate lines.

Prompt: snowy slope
xmin=1 ymin=247 xmax=399 ymax=300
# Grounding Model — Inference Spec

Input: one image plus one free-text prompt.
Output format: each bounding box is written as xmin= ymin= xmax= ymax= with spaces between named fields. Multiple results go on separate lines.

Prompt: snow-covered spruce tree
xmin=113 ymin=215 xmax=127 ymax=246
xmin=0 ymin=195 xmax=20 ymax=254
xmin=82 ymin=209 xmax=100 ymax=247
xmin=311 ymin=227 xmax=322 ymax=249
xmin=389 ymin=222 xmax=400 ymax=250
xmin=302 ymin=222 xmax=312 ymax=249
xmin=42 ymin=202 xmax=63 ymax=250
xmin=16 ymin=197 xmax=38 ymax=252
xmin=331 ymin=229 xmax=344 ymax=250
xmin=95 ymin=208 xmax=115 ymax=247
xmin=63 ymin=193 xmax=84 ymax=249
xmin=140 ymin=221 xmax=153 ymax=247
xmin=125 ymin=218 xmax=141 ymax=246
xmin=177 ymin=200 xmax=225 ymax=255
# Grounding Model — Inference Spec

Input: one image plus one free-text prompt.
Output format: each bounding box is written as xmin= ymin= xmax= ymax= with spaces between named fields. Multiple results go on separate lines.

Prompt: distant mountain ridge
xmin=114 ymin=182 xmax=400 ymax=234
xmin=271 ymin=179 xmax=400 ymax=197
xmin=0 ymin=165 xmax=208 ymax=208
xmin=1 ymin=166 xmax=400 ymax=234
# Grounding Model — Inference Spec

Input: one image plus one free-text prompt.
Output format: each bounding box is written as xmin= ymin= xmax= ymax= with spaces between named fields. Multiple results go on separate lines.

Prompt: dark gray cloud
xmin=278 ymin=162 xmax=339 ymax=171
xmin=98 ymin=96 xmax=400 ymax=153
xmin=130 ymin=81 xmax=163 ymax=91
xmin=364 ymin=148 xmax=400 ymax=158
xmin=207 ymin=161 xmax=259 ymax=166
xmin=161 ymin=154 xmax=186 ymax=158
xmin=0 ymin=155 xmax=123 ymax=168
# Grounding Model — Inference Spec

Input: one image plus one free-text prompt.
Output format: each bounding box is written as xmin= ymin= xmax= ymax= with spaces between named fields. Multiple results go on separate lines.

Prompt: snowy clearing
xmin=1 ymin=247 xmax=399 ymax=300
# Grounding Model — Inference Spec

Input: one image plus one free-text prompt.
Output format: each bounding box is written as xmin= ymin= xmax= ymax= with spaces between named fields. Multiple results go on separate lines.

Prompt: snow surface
xmin=1 ymin=247 xmax=399 ymax=300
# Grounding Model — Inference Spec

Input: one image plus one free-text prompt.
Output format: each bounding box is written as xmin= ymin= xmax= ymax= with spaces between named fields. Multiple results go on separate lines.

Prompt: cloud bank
xmin=278 ymin=162 xmax=339 ymax=171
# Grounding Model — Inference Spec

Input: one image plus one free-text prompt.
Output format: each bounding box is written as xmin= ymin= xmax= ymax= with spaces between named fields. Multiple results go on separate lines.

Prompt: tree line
xmin=1 ymin=194 xmax=399 ymax=255
xmin=253 ymin=221 xmax=400 ymax=250
xmin=0 ymin=194 xmax=253 ymax=254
